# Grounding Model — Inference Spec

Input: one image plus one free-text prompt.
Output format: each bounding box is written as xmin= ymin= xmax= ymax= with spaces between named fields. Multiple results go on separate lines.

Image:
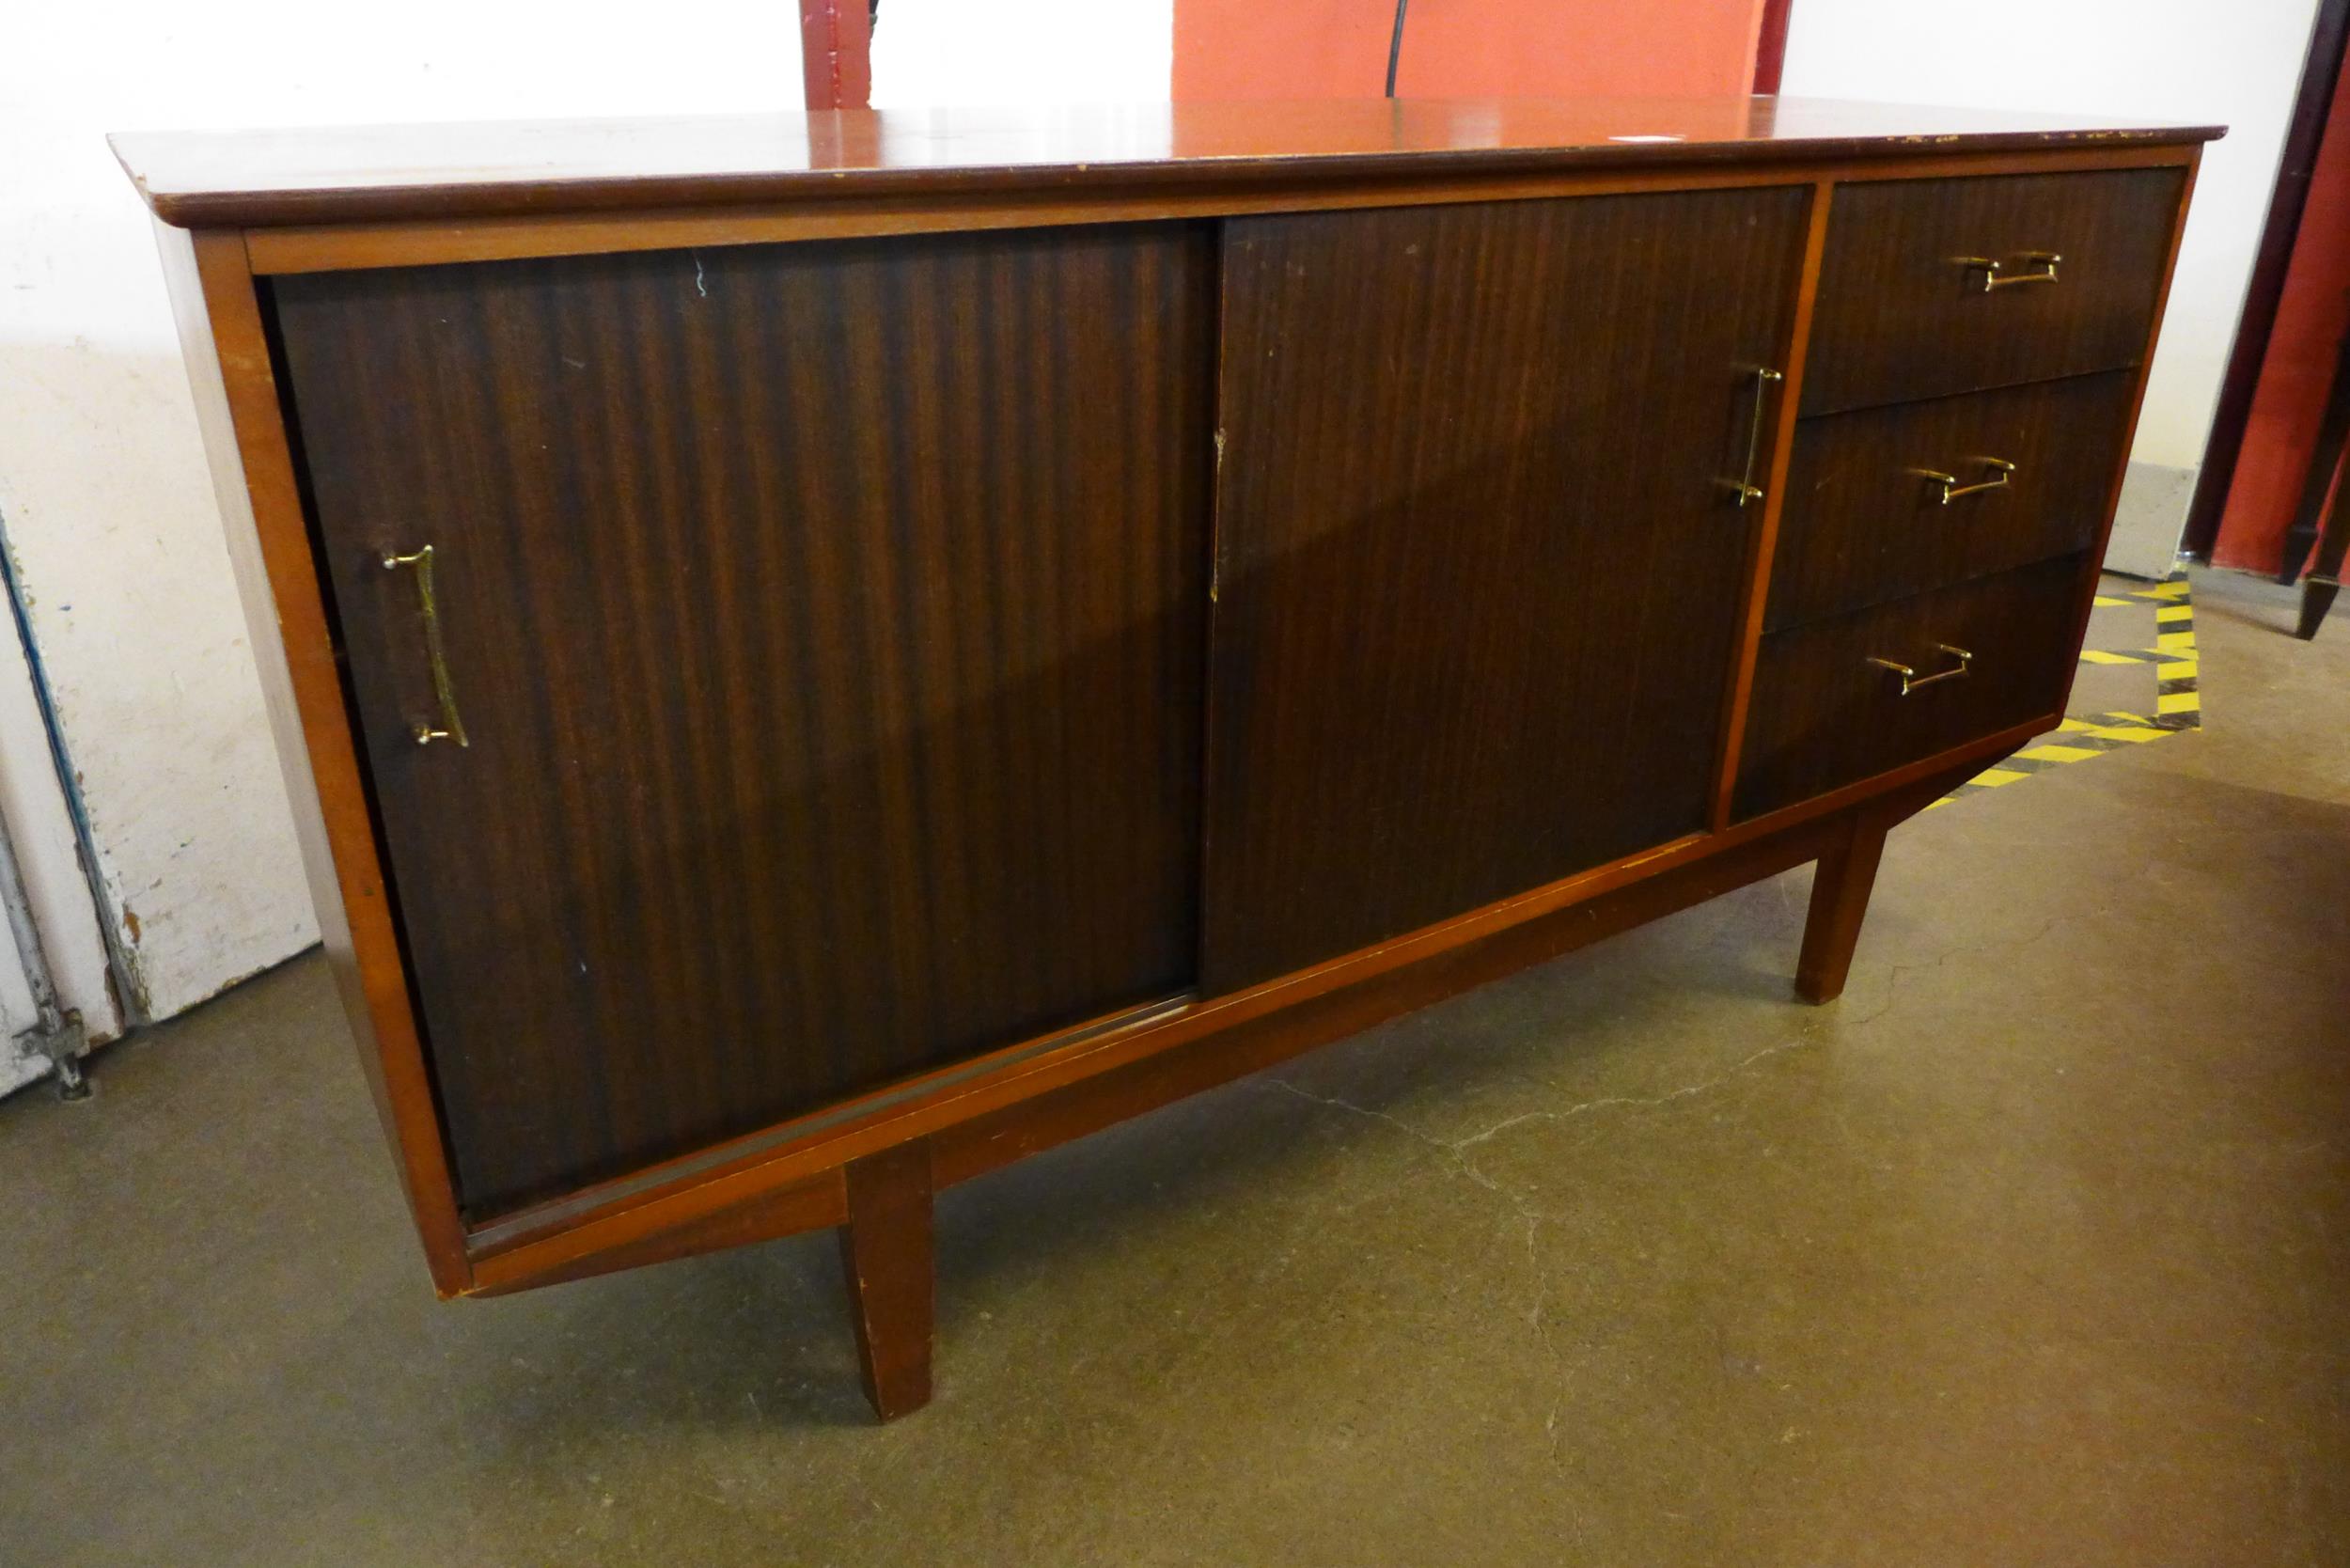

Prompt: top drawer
xmin=1801 ymin=168 xmax=2185 ymax=416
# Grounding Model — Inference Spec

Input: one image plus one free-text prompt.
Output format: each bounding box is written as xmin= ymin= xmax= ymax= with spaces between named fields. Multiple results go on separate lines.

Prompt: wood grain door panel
xmin=1768 ymin=371 xmax=2138 ymax=629
xmin=1802 ymin=168 xmax=2185 ymax=415
xmin=273 ymin=227 xmax=1215 ymax=1216
xmin=1734 ymin=553 xmax=2085 ymax=820
xmin=1202 ymin=187 xmax=1810 ymax=993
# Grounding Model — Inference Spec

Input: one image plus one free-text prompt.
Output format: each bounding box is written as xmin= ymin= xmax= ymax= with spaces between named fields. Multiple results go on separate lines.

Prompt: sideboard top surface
xmin=112 ymin=97 xmax=2223 ymax=228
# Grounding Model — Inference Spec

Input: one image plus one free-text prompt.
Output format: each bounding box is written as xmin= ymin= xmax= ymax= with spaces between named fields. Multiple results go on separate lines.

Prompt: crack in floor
xmin=1260 ymin=1029 xmax=1824 ymax=1466
xmin=1262 ymin=1027 xmax=1822 ymax=1173
xmin=1250 ymin=905 xmax=2076 ymax=1465
xmin=1840 ymin=912 xmax=2066 ymax=1028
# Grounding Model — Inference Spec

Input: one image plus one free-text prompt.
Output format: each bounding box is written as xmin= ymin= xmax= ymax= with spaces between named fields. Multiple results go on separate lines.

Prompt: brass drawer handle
xmin=1909 ymin=457 xmax=2016 ymax=506
xmin=1954 ymin=251 xmax=2062 ymax=291
xmin=1867 ymin=643 xmax=1973 ymax=696
xmin=1725 ymin=365 xmax=1784 ymax=508
xmin=380 ymin=544 xmax=470 ymax=746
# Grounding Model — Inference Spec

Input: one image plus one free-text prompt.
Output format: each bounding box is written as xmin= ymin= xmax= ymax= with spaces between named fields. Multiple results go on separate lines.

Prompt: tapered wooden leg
xmin=2299 ymin=575 xmax=2342 ymax=640
xmin=2278 ymin=328 xmax=2350 ymax=588
xmin=838 ymin=1140 xmax=934 ymax=1421
xmin=1795 ymin=806 xmax=1889 ymax=1004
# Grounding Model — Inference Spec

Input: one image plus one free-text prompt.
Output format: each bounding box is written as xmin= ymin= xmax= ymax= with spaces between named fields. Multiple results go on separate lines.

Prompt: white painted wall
xmin=1 ymin=4 xmax=804 ymax=1023
xmin=870 ymin=0 xmax=1174 ymax=107
xmin=1781 ymin=0 xmax=2323 ymax=571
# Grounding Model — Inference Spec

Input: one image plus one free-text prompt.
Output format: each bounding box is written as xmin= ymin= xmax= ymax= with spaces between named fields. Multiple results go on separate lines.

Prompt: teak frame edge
xmin=136 ymin=123 xmax=2218 ymax=233
xmin=2060 ymin=144 xmax=2205 ymax=711
xmin=162 ymin=224 xmax=472 ymax=1294
xmin=240 ymin=143 xmax=2202 ymax=276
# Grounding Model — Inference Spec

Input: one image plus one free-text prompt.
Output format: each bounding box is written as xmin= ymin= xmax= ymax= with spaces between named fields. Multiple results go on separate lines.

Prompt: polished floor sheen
xmin=5 ymin=567 xmax=2345 ymax=1566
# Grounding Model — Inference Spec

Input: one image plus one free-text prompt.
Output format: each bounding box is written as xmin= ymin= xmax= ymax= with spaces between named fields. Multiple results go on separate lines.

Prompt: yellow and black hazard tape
xmin=2073 ymin=570 xmax=2201 ymax=730
xmin=1930 ymin=570 xmax=2198 ymax=809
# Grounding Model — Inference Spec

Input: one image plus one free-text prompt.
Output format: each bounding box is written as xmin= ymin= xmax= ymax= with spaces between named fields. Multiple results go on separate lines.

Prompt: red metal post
xmin=1753 ymin=0 xmax=1795 ymax=94
xmin=802 ymin=0 xmax=874 ymax=111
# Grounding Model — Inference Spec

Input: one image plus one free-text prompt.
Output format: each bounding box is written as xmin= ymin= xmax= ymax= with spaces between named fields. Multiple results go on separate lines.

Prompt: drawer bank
xmin=115 ymin=98 xmax=2218 ymax=1419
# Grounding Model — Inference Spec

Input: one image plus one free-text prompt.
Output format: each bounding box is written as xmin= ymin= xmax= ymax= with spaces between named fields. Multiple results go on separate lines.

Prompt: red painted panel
xmin=1176 ymin=0 xmax=1767 ymax=102
xmin=1754 ymin=0 xmax=1795 ymax=93
xmin=2213 ymin=51 xmax=2350 ymax=572
xmin=802 ymin=0 xmax=874 ymax=111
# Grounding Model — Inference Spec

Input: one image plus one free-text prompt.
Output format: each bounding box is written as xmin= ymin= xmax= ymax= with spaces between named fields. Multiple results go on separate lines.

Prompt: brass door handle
xmin=1954 ymin=251 xmax=2062 ymax=291
xmin=380 ymin=544 xmax=470 ymax=746
xmin=1910 ymin=457 xmax=2016 ymax=506
xmin=1724 ymin=365 xmax=1784 ymax=508
xmin=1867 ymin=643 xmax=1973 ymax=696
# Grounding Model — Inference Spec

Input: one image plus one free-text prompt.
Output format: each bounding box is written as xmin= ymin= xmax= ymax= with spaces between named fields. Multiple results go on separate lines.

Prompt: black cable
xmin=1385 ymin=0 xmax=1410 ymax=97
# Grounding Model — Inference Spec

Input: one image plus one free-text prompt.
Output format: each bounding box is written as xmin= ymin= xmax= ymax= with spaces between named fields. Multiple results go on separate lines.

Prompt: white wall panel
xmin=871 ymin=0 xmax=1173 ymax=107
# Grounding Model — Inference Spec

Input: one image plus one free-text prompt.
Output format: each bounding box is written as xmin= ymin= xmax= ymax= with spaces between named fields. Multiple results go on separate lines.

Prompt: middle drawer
xmin=1766 ymin=372 xmax=2137 ymax=632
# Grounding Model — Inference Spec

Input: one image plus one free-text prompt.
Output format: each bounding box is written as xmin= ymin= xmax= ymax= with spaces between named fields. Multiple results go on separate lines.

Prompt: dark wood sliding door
xmin=1200 ymin=188 xmax=1809 ymax=992
xmin=273 ymin=227 xmax=1215 ymax=1215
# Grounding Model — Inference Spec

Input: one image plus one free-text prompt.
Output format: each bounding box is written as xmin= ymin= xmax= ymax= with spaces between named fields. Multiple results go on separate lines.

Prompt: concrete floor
xmin=6 ymin=567 xmax=2347 ymax=1566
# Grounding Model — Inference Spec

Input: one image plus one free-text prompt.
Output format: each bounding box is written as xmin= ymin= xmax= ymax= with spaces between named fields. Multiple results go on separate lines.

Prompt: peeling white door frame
xmin=0 ymin=801 xmax=86 ymax=1097
xmin=0 ymin=523 xmax=118 ymax=1099
xmin=0 ymin=856 xmax=34 ymax=1079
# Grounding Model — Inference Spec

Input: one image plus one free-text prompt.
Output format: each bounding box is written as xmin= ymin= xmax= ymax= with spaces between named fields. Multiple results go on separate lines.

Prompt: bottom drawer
xmin=1733 ymin=554 xmax=2086 ymax=820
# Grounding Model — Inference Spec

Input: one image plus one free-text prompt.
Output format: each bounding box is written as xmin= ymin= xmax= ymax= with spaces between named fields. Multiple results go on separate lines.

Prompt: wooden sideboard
xmin=117 ymin=99 xmax=2217 ymax=1419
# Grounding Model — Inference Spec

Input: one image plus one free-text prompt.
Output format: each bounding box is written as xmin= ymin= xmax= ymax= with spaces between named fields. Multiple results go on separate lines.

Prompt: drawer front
xmin=1768 ymin=371 xmax=2137 ymax=630
xmin=1802 ymin=168 xmax=2183 ymax=415
xmin=1734 ymin=554 xmax=2085 ymax=820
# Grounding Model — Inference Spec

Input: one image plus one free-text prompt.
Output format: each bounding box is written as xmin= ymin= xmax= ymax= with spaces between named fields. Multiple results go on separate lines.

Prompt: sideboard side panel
xmin=159 ymin=226 xmax=474 ymax=1291
xmin=1200 ymin=187 xmax=1810 ymax=992
xmin=2056 ymin=149 xmax=2204 ymax=715
xmin=272 ymin=226 xmax=1216 ymax=1216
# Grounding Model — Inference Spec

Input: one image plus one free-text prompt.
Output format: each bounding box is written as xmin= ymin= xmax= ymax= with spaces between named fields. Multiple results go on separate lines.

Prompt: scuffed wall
xmin=2 ymin=3 xmax=804 ymax=1021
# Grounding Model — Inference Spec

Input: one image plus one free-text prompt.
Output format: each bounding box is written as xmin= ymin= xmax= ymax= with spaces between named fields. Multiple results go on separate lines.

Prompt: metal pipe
xmin=0 ymin=793 xmax=86 ymax=1097
xmin=1385 ymin=0 xmax=1410 ymax=97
